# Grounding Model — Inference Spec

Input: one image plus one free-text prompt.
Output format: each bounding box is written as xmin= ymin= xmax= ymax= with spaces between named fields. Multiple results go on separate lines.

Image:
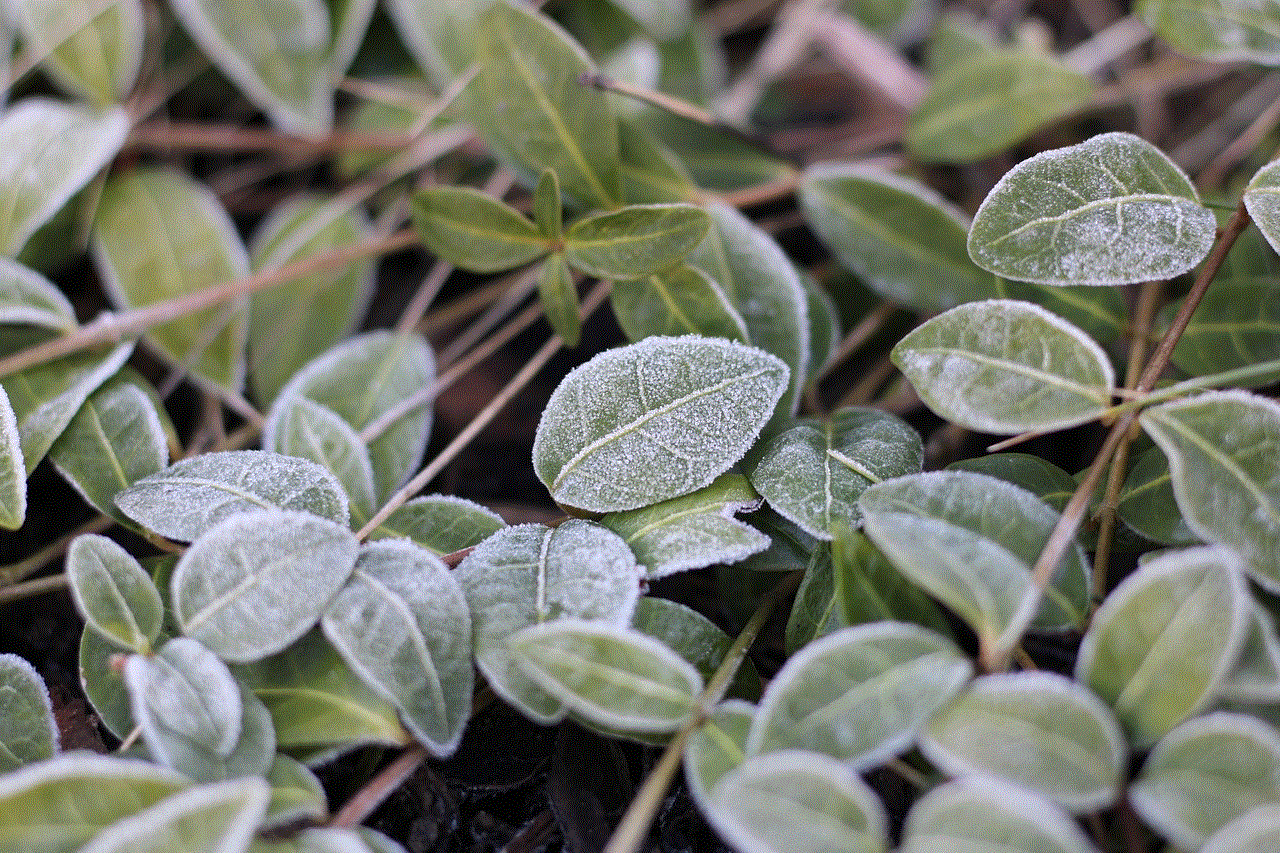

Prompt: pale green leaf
xmin=0 ymin=654 xmax=57 ymax=772
xmin=800 ymin=163 xmax=1001 ymax=314
xmin=1140 ymin=390 xmax=1280 ymax=590
xmin=328 ymin=0 xmax=376 ymax=76
xmin=66 ymin=534 xmax=162 ymax=653
xmin=891 ymin=299 xmax=1116 ymax=434
xmin=382 ymin=0 xmax=489 ymax=89
xmin=410 ymin=186 xmax=549 ymax=274
xmin=115 ymin=450 xmax=350 ymax=541
xmin=639 ymin=112 xmax=791 ymax=193
xmin=261 ymin=755 xmax=326 ymax=829
xmin=1201 ymin=806 xmax=1280 ymax=853
xmin=537 ymin=253 xmax=581 ymax=346
xmin=10 ymin=0 xmax=142 ymax=105
xmin=172 ymin=509 xmax=359 ymax=662
xmin=1076 ymin=546 xmax=1250 ymax=746
xmin=1246 ymin=159 xmax=1280 ymax=256
xmin=841 ymin=0 xmax=928 ymax=40
xmin=610 ymin=264 xmax=749 ymax=343
xmin=632 ymin=597 xmax=761 ymax=699
xmin=1138 ymin=0 xmax=1280 ymax=65
xmin=366 ymin=494 xmax=504 ymax=556
xmin=122 ymin=637 xmax=242 ymax=760
xmin=564 ymin=203 xmax=709 ymax=280
xmin=617 ymin=120 xmax=699 ymax=204
xmin=532 ymin=335 xmax=788 ymax=513
xmin=533 ymin=169 xmax=561 ymax=240
xmin=0 ymin=384 xmax=23 ymax=529
xmin=0 ymin=98 xmax=128 ymax=257
xmin=683 ymin=700 xmax=753 ymax=808
xmin=248 ymin=827 xmax=378 ymax=853
xmin=0 ymin=258 xmax=75 ymax=330
xmin=735 ymin=505 xmax=819 ymax=574
xmin=79 ymin=628 xmax=137 ymax=740
xmin=610 ymin=0 xmax=690 ymax=41
xmin=946 ymin=452 xmax=1077 ymax=513
xmin=1221 ymin=603 xmax=1280 ymax=703
xmin=92 ymin=168 xmax=248 ymax=390
xmin=968 ymin=132 xmax=1215 ymax=285
xmin=264 ymin=397 xmax=377 ymax=526
xmin=78 ymin=777 xmax=269 ymax=853
xmin=800 ymin=273 xmax=840 ymax=381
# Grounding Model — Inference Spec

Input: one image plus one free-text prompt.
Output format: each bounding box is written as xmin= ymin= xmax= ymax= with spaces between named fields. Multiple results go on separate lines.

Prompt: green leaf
xmin=610 ymin=0 xmax=690 ymax=41
xmin=564 ymin=204 xmax=709 ymax=280
xmin=600 ymin=473 xmax=769 ymax=578
xmin=469 ymin=1 xmax=620 ymax=209
xmin=0 ymin=384 xmax=24 ymax=529
xmin=366 ymin=494 xmax=505 ymax=556
xmin=248 ymin=194 xmax=376 ymax=405
xmin=410 ymin=186 xmax=550 ymax=274
xmin=93 ymin=168 xmax=249 ymax=391
xmin=1140 ymin=391 xmax=1280 ymax=590
xmin=66 ymin=534 xmax=163 ymax=654
xmin=905 ymin=50 xmax=1093 ymax=163
xmin=382 ymin=0 xmax=487 ymax=89
xmin=537 ymin=254 xmax=582 ymax=346
xmin=735 ymin=506 xmax=819 ymax=574
xmin=1162 ymin=280 xmax=1280 ymax=385
xmin=1246 ymin=159 xmax=1280 ymax=256
xmin=508 ymin=619 xmax=702 ymax=732
xmin=749 ymin=407 xmax=922 ymax=540
xmin=1138 ymin=0 xmax=1280 ymax=65
xmin=533 ymin=169 xmax=562 ymax=240
xmin=968 ymin=132 xmax=1216 ymax=285
xmin=0 ymin=99 xmax=129 ymax=257
xmin=172 ymin=509 xmax=360 ymax=663
xmin=1076 ymin=546 xmax=1250 ymax=747
xmin=859 ymin=471 xmax=1092 ymax=655
xmin=169 ymin=0 xmax=332 ymax=134
xmin=639 ymin=112 xmax=791 ymax=193
xmin=800 ymin=273 xmax=840 ymax=382
xmin=891 ymin=299 xmax=1115 ymax=434
xmin=617 ymin=121 xmax=699 ymax=204
xmin=947 ymin=453 xmax=1078 ymax=513
xmin=264 ymin=396 xmax=376 ymax=526
xmin=233 ymin=630 xmax=410 ymax=762
xmin=78 ymin=777 xmax=269 ymax=853
xmin=610 ymin=264 xmax=749 ymax=343
xmin=1200 ymin=806 xmax=1280 ymax=853
xmin=49 ymin=379 xmax=168 ymax=527
xmin=899 ymin=775 xmax=1099 ymax=853
xmin=115 ymin=450 xmax=350 ymax=541
xmin=0 ymin=753 xmax=190 ymax=853
xmin=249 ymin=826 xmax=379 ymax=853
xmin=999 ymin=279 xmax=1130 ymax=344
xmin=261 ymin=755 xmax=327 ymax=829
xmin=1131 ymin=712 xmax=1280 ymax=850
xmin=79 ymin=628 xmax=137 ymax=740
xmin=532 ymin=335 xmax=789 ymax=513
xmin=683 ymin=700 xmax=753 ymax=807
xmin=800 ymin=163 xmax=1001 ymax=314
xmin=1117 ymin=445 xmax=1200 ymax=546
xmin=9 ymin=0 xmax=142 ymax=105
xmin=321 ymin=541 xmax=473 ymax=757
xmin=1221 ymin=602 xmax=1280 ymax=703
xmin=455 ymin=520 xmax=641 ymax=723
xmin=632 ymin=597 xmax=761 ymax=700
xmin=747 ymin=622 xmax=971 ymax=769
xmin=0 ymin=258 xmax=76 ymax=330
xmin=705 ymin=751 xmax=888 ymax=853
xmin=0 ymin=654 xmax=57 ymax=772
xmin=920 ymin=672 xmax=1126 ymax=812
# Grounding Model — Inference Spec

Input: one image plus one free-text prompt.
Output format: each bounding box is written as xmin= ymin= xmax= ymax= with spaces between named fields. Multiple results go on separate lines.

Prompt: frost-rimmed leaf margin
xmin=77 ymin=776 xmax=270 ymax=853
xmin=0 ymin=384 xmax=24 ymax=530
xmin=66 ymin=533 xmax=163 ymax=654
xmin=0 ymin=653 xmax=58 ymax=771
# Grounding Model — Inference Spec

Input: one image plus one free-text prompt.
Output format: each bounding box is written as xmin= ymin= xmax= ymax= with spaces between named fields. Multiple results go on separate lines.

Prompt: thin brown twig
xmin=327 ymin=743 xmax=429 ymax=829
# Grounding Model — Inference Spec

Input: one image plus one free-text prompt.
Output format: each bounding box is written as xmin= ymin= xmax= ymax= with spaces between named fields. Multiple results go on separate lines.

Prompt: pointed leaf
xmin=1141 ymin=391 xmax=1280 ymax=591
xmin=366 ymin=494 xmax=505 ymax=556
xmin=968 ymin=132 xmax=1216 ymax=285
xmin=747 ymin=622 xmax=972 ymax=769
xmin=533 ymin=335 xmax=788 ymax=513
xmin=892 ymin=299 xmax=1116 ymax=434
xmin=93 ymin=168 xmax=248 ymax=390
xmin=601 ymin=473 xmax=769 ymax=578
xmin=0 ymin=384 xmax=23 ymax=529
xmin=261 ymin=755 xmax=326 ymax=829
xmin=1117 ymin=445 xmax=1200 ymax=546
xmin=173 ymin=509 xmax=359 ymax=662
xmin=1076 ymin=546 xmax=1250 ymax=746
xmin=116 ymin=450 xmax=349 ymax=541
xmin=1201 ymin=805 xmax=1280 ymax=853
xmin=683 ymin=700 xmax=753 ymax=808
xmin=610 ymin=264 xmax=749 ymax=343
xmin=264 ymin=397 xmax=377 ymax=525
xmin=9 ymin=0 xmax=143 ymax=105
xmin=749 ymin=407 xmax=923 ymax=540
xmin=66 ymin=534 xmax=162 ymax=653
xmin=410 ymin=186 xmax=550 ymax=274
xmin=800 ymin=163 xmax=1001 ymax=313
xmin=1137 ymin=0 xmax=1280 ymax=65
xmin=78 ymin=777 xmax=269 ymax=853
xmin=0 ymin=654 xmax=57 ymax=771
xmin=533 ymin=169 xmax=562 ymax=239
xmin=0 ymin=258 xmax=75 ymax=330
xmin=0 ymin=99 xmax=128 ymax=256
xmin=800 ymin=273 xmax=839 ymax=381
xmin=537 ymin=253 xmax=581 ymax=346
xmin=564 ymin=203 xmax=709 ymax=280
xmin=456 ymin=520 xmax=641 ymax=723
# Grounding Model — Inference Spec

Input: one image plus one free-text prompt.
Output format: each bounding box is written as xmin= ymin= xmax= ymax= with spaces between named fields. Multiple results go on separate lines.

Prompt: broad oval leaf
xmin=947 ymin=452 xmax=1078 ymax=513
xmin=455 ymin=521 xmax=641 ymax=723
xmin=79 ymin=627 xmax=140 ymax=740
xmin=601 ymin=473 xmax=769 ymax=578
xmin=0 ymin=654 xmax=57 ymax=772
xmin=93 ymin=168 xmax=249 ymax=391
xmin=750 ymin=407 xmax=923 ymax=540
xmin=261 ymin=755 xmax=327 ymax=829
xmin=0 ymin=753 xmax=190 ymax=853
xmin=610 ymin=264 xmax=749 ymax=343
xmin=1201 ymin=805 xmax=1280 ymax=853
xmin=66 ymin=534 xmax=162 ymax=654
xmin=906 ymin=51 xmax=1093 ymax=163
xmin=920 ymin=671 xmax=1126 ymax=812
xmin=967 ymin=132 xmax=1216 ymax=285
xmin=1140 ymin=391 xmax=1280 ymax=591
xmin=115 ymin=450 xmax=349 ymax=541
xmin=1245 ymin=160 xmax=1280 ymax=254
xmin=0 ymin=258 xmax=75 ymax=330
xmin=705 ymin=751 xmax=888 ymax=853
xmin=684 ymin=699 xmax=753 ymax=808
xmin=1162 ymin=280 xmax=1280 ymax=384
xmin=564 ymin=204 xmax=709 ymax=280
xmin=632 ymin=597 xmax=762 ymax=700
xmin=123 ymin=637 xmax=243 ymax=761
xmin=1075 ymin=546 xmax=1250 ymax=747
xmin=265 ymin=397 xmax=377 ymax=526
xmin=899 ymin=775 xmax=1100 ymax=853
xmin=0 ymin=99 xmax=128 ymax=257
xmin=1137 ymin=0 xmax=1280 ymax=65
xmin=78 ymin=777 xmax=269 ymax=853
xmin=508 ymin=619 xmax=702 ymax=733
xmin=892 ymin=299 xmax=1116 ymax=434
xmin=172 ymin=509 xmax=360 ymax=662
xmin=10 ymin=0 xmax=143 ymax=106
xmin=321 ymin=541 xmax=473 ymax=757
xmin=0 ymin=384 xmax=23 ymax=529
xmin=1130 ymin=712 xmax=1280 ymax=851
xmin=367 ymin=494 xmax=505 ymax=556
xmin=169 ymin=0 xmax=333 ymax=135
xmin=746 ymin=621 xmax=972 ymax=769
xmin=1117 ymin=445 xmax=1201 ymax=546
xmin=533 ymin=335 xmax=788 ymax=513
xmin=410 ymin=186 xmax=550 ymax=274
xmin=800 ymin=163 xmax=1001 ymax=313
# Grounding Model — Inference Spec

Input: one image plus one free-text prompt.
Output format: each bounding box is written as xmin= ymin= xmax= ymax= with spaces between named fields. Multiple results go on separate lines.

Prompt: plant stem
xmin=328 ymin=743 xmax=428 ymax=829
xmin=0 ymin=515 xmax=112 ymax=587
xmin=0 ymin=573 xmax=68 ymax=604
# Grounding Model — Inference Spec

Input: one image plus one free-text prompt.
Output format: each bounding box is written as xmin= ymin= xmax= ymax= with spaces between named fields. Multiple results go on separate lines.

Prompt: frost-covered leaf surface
xmin=80 ymin=626 xmax=140 ymax=740
xmin=967 ymin=132 xmax=1216 ymax=285
xmin=115 ymin=450 xmax=349 ymax=541
xmin=1220 ymin=603 xmax=1280 ymax=702
xmin=1137 ymin=0 xmax=1280 ymax=65
xmin=563 ymin=203 xmax=709 ymax=280
xmin=410 ymin=186 xmax=550 ymax=274
xmin=77 ymin=777 xmax=269 ymax=853
xmin=172 ymin=509 xmax=359 ymax=663
xmin=1245 ymin=160 xmax=1280 ymax=254
xmin=946 ymin=453 xmax=1078 ymax=514
xmin=1201 ymin=806 xmax=1280 ymax=853
xmin=368 ymin=495 xmax=505 ymax=556
xmin=891 ymin=299 xmax=1116 ymax=434
xmin=0 ymin=654 xmax=57 ymax=772
xmin=66 ymin=534 xmax=163 ymax=654
xmin=0 ymin=258 xmax=76 ymax=330
xmin=532 ymin=336 xmax=788 ymax=513
xmin=261 ymin=755 xmax=327 ymax=829
xmin=0 ymin=384 xmax=23 ymax=529
xmin=610 ymin=264 xmax=749 ymax=343
xmin=9 ymin=0 xmax=143 ymax=105
xmin=382 ymin=0 xmax=488 ymax=88
xmin=266 ymin=397 xmax=377 ymax=525
xmin=1075 ymin=546 xmax=1250 ymax=747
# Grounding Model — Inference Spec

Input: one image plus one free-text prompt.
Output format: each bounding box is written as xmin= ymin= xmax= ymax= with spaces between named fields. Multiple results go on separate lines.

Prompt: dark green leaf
xmin=538 ymin=254 xmax=582 ymax=346
xmin=564 ymin=204 xmax=709 ymax=280
xmin=610 ymin=264 xmax=749 ymax=343
xmin=411 ymin=186 xmax=550 ymax=274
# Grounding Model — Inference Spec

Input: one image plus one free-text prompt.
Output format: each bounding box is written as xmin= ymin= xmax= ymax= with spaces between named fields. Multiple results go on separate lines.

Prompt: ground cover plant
xmin=2 ymin=1 xmax=1280 ymax=851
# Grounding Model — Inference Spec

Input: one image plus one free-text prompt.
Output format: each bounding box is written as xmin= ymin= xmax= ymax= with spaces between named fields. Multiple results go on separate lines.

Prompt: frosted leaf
xmin=0 ymin=654 xmax=57 ymax=771
xmin=66 ymin=534 xmax=163 ymax=654
xmin=0 ymin=384 xmax=23 ymax=530
xmin=115 ymin=450 xmax=349 ymax=541
xmin=968 ymin=132 xmax=1216 ymax=285
xmin=1200 ymin=806 xmax=1280 ymax=853
xmin=455 ymin=521 xmax=641 ymax=723
xmin=367 ymin=494 xmax=505 ymax=556
xmin=123 ymin=637 xmax=243 ymax=760
xmin=532 ymin=335 xmax=789 ymax=513
xmin=77 ymin=777 xmax=269 ymax=853
xmin=8 ymin=0 xmax=144 ymax=105
xmin=0 ymin=258 xmax=76 ymax=330
xmin=1220 ymin=602 xmax=1280 ymax=703
xmin=266 ymin=396 xmax=378 ymax=525
xmin=683 ymin=700 xmax=754 ymax=809
xmin=1245 ymin=160 xmax=1280 ymax=256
